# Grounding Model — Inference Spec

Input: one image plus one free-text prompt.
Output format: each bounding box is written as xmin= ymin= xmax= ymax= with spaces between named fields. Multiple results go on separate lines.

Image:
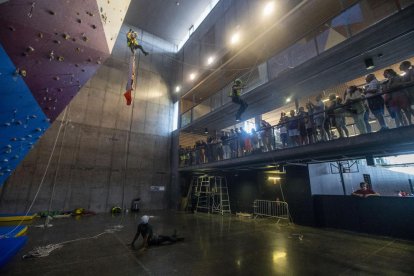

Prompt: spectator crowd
xmin=180 ymin=61 xmax=414 ymax=167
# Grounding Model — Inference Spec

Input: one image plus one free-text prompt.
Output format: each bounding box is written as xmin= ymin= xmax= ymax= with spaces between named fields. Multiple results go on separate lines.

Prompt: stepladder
xmin=193 ymin=175 xmax=231 ymax=215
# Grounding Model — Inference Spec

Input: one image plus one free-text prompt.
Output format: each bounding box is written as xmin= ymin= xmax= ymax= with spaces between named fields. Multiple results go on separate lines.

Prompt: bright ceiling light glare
xmin=189 ymin=73 xmax=196 ymax=81
xmin=263 ymin=1 xmax=275 ymax=17
xmin=207 ymin=56 xmax=215 ymax=65
xmin=268 ymin=176 xmax=281 ymax=181
xmin=175 ymin=86 xmax=181 ymax=93
xmin=230 ymin=32 xmax=241 ymax=45
xmin=285 ymin=97 xmax=291 ymax=103
xmin=272 ymin=251 xmax=287 ymax=262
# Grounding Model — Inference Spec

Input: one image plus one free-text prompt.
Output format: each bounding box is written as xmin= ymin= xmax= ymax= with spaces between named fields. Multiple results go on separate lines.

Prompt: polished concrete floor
xmin=1 ymin=211 xmax=413 ymax=275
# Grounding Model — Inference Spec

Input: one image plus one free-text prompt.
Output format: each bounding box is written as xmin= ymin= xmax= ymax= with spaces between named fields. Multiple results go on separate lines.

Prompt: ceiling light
xmin=207 ymin=56 xmax=215 ymax=65
xmin=175 ymin=86 xmax=181 ymax=93
xmin=230 ymin=32 xmax=241 ymax=45
xmin=268 ymin=176 xmax=281 ymax=181
xmin=364 ymin=58 xmax=375 ymax=70
xmin=285 ymin=97 xmax=291 ymax=103
xmin=263 ymin=1 xmax=275 ymax=16
xmin=189 ymin=73 xmax=197 ymax=81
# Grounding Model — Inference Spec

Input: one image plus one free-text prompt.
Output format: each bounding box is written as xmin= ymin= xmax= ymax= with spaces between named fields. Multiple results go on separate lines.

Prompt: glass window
xmin=222 ymin=89 xmax=231 ymax=105
xmin=181 ymin=110 xmax=192 ymax=127
xmin=316 ymin=13 xmax=349 ymax=52
xmin=267 ymin=48 xmax=291 ymax=80
xmin=400 ymin=0 xmax=414 ymax=9
xmin=211 ymin=92 xmax=222 ymax=111
xmin=287 ymin=39 xmax=318 ymax=68
xmin=348 ymin=0 xmax=398 ymax=36
xmin=193 ymin=99 xmax=211 ymax=120
xmin=172 ymin=101 xmax=179 ymax=131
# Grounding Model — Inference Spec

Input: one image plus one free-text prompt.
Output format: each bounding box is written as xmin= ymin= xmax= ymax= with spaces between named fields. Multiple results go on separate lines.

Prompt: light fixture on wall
xmin=204 ymin=128 xmax=208 ymax=134
xmin=364 ymin=58 xmax=375 ymax=70
xmin=269 ymin=176 xmax=281 ymax=185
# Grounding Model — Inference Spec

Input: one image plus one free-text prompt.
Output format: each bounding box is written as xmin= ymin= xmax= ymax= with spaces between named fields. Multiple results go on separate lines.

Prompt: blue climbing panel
xmin=0 ymin=43 xmax=50 ymax=185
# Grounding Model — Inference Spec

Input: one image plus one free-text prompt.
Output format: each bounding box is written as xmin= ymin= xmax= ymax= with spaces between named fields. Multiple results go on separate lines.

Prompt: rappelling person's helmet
xmin=234 ymin=79 xmax=242 ymax=85
xmin=141 ymin=215 xmax=150 ymax=224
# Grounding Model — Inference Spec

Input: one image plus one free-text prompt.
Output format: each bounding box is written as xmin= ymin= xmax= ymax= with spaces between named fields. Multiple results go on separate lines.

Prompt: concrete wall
xmin=309 ymin=160 xmax=414 ymax=196
xmin=0 ymin=24 xmax=175 ymax=213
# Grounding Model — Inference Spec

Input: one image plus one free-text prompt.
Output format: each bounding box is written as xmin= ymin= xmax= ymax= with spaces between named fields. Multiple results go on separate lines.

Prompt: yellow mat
xmin=0 ymin=214 xmax=36 ymax=222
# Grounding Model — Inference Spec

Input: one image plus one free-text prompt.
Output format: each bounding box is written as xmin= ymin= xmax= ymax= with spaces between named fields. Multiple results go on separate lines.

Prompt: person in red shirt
xmin=352 ymin=182 xmax=380 ymax=198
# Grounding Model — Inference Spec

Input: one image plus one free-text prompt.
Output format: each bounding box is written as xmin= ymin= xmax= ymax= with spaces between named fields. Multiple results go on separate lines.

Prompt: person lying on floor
xmin=129 ymin=215 xmax=184 ymax=249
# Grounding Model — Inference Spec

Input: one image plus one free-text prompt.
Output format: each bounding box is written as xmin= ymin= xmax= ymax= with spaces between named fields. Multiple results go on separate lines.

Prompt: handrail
xmin=178 ymin=82 xmax=414 ymax=167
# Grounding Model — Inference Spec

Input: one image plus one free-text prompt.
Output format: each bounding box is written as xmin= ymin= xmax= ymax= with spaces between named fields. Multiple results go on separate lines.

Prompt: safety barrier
xmin=253 ymin=200 xmax=290 ymax=223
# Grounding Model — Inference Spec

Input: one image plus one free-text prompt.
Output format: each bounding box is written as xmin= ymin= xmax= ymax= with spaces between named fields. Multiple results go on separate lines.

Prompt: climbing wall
xmin=0 ymin=44 xmax=50 ymax=185
xmin=0 ymin=0 xmax=131 ymax=185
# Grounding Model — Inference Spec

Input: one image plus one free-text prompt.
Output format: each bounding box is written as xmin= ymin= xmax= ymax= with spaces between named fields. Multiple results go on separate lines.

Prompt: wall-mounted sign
xmin=150 ymin=186 xmax=165 ymax=192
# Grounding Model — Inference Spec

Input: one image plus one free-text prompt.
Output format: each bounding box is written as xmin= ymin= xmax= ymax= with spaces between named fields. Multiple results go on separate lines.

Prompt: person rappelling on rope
xmin=126 ymin=29 xmax=149 ymax=56
xmin=231 ymin=78 xmax=248 ymax=121
xmin=124 ymin=29 xmax=149 ymax=105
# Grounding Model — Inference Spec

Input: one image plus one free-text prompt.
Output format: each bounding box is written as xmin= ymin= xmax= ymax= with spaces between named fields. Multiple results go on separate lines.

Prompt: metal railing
xmin=178 ymin=82 xmax=414 ymax=167
xmin=253 ymin=199 xmax=290 ymax=223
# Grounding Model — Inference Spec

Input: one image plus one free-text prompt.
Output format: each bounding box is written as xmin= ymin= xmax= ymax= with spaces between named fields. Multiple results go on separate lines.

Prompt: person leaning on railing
xmin=305 ymin=102 xmax=317 ymax=143
xmin=383 ymin=68 xmax=412 ymax=127
xmin=297 ymin=107 xmax=309 ymax=145
xmin=333 ymin=97 xmax=349 ymax=138
xmin=344 ymin=86 xmax=367 ymax=135
xmin=364 ymin=74 xmax=388 ymax=131
xmin=399 ymin=61 xmax=414 ymax=112
xmin=221 ymin=131 xmax=230 ymax=160
xmin=308 ymin=94 xmax=328 ymax=142
xmin=352 ymin=182 xmax=380 ymax=198
xmin=287 ymin=110 xmax=300 ymax=147
xmin=277 ymin=112 xmax=289 ymax=148
xmin=260 ymin=120 xmax=273 ymax=151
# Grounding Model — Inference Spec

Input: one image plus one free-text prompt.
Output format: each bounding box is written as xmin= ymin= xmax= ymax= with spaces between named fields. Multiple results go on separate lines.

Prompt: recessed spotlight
xmin=285 ymin=97 xmax=291 ymax=103
xmin=364 ymin=58 xmax=375 ymax=70
xmin=189 ymin=73 xmax=197 ymax=80
xmin=263 ymin=2 xmax=275 ymax=16
xmin=230 ymin=32 xmax=240 ymax=45
xmin=175 ymin=86 xmax=181 ymax=92
xmin=207 ymin=56 xmax=215 ymax=65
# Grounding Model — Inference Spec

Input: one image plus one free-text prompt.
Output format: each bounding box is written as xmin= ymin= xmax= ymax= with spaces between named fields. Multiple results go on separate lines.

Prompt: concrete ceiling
xmin=180 ymin=4 xmax=414 ymax=135
xmin=180 ymin=0 xmax=357 ymax=104
xmin=125 ymin=0 xmax=216 ymax=46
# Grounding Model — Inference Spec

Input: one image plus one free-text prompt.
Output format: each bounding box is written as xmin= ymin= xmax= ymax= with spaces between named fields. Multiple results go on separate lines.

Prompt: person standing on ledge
xmin=352 ymin=182 xmax=380 ymax=198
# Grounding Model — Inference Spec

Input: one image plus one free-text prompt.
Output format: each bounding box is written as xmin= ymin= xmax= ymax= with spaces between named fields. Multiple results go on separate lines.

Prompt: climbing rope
xmin=0 ymin=107 xmax=69 ymax=239
xmin=22 ymin=225 xmax=124 ymax=259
